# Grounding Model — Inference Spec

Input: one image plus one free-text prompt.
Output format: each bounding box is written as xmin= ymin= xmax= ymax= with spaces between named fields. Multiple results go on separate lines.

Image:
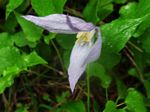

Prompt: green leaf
xmin=101 ymin=18 xmax=143 ymax=52
xmin=114 ymin=0 xmax=126 ymax=4
xmin=0 ymin=33 xmax=13 ymax=48
xmin=119 ymin=0 xmax=150 ymax=37
xmin=83 ymin=0 xmax=99 ymax=23
xmin=125 ymin=88 xmax=147 ymax=112
xmin=87 ymin=63 xmax=111 ymax=88
xmin=44 ymin=33 xmax=56 ymax=44
xmin=0 ymin=47 xmax=24 ymax=93
xmin=97 ymin=0 xmax=113 ymax=21
xmin=56 ymin=34 xmax=76 ymax=50
xmin=31 ymin=0 xmax=66 ymax=16
xmin=0 ymin=47 xmax=23 ymax=73
xmin=99 ymin=50 xmax=121 ymax=69
xmin=61 ymin=101 xmax=86 ymax=112
xmin=6 ymin=0 xmax=24 ymax=19
xmin=15 ymin=13 xmax=43 ymax=42
xmin=103 ymin=101 xmax=117 ymax=112
xmin=13 ymin=31 xmax=36 ymax=47
xmin=3 ymin=13 xmax=18 ymax=33
xmin=0 ymin=47 xmax=46 ymax=94
xmin=23 ymin=51 xmax=47 ymax=67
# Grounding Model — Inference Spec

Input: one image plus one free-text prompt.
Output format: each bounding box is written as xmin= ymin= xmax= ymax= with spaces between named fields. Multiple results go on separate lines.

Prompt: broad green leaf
xmin=31 ymin=0 xmax=66 ymax=16
xmin=119 ymin=0 xmax=150 ymax=37
xmin=0 ymin=47 xmax=24 ymax=93
xmin=0 ymin=33 xmax=13 ymax=48
xmin=0 ymin=47 xmax=23 ymax=73
xmin=56 ymin=34 xmax=76 ymax=50
xmin=103 ymin=101 xmax=117 ymax=112
xmin=83 ymin=0 xmax=99 ymax=23
xmin=6 ymin=0 xmax=24 ymax=19
xmin=23 ymin=51 xmax=47 ymax=67
xmin=15 ymin=13 xmax=43 ymax=42
xmin=87 ymin=63 xmax=111 ymax=88
xmin=99 ymin=50 xmax=121 ymax=69
xmin=125 ymin=88 xmax=147 ymax=112
xmin=101 ymin=18 xmax=143 ymax=52
xmin=114 ymin=0 xmax=126 ymax=4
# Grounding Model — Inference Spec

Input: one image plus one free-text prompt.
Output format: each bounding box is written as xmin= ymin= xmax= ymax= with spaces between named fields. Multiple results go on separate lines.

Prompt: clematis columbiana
xmin=22 ymin=14 xmax=102 ymax=92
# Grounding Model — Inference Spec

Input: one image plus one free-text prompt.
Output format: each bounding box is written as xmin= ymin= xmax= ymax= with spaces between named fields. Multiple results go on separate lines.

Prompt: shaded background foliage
xmin=0 ymin=0 xmax=150 ymax=112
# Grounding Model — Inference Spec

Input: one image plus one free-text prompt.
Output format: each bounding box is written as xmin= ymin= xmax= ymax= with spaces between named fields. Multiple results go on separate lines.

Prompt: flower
xmin=22 ymin=14 xmax=102 ymax=92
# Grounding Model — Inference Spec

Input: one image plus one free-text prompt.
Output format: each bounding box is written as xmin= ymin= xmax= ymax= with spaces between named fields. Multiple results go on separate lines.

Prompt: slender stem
xmin=51 ymin=40 xmax=66 ymax=75
xmin=87 ymin=65 xmax=90 ymax=112
xmin=105 ymin=88 xmax=108 ymax=101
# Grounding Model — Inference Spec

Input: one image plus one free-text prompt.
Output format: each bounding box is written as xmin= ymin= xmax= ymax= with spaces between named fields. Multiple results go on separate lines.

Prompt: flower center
xmin=76 ymin=30 xmax=95 ymax=45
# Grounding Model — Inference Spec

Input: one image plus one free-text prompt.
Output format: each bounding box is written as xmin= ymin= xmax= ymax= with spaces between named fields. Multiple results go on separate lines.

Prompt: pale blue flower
xmin=22 ymin=14 xmax=102 ymax=92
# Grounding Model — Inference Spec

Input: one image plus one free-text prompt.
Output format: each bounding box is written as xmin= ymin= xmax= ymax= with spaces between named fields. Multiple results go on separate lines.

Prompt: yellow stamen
xmin=76 ymin=30 xmax=95 ymax=45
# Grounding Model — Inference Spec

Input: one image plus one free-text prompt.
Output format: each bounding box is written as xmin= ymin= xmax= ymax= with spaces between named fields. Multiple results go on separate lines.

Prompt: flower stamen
xmin=76 ymin=30 xmax=95 ymax=45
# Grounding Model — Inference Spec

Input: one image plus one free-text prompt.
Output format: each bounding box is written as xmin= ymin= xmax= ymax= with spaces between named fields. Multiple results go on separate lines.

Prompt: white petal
xmin=22 ymin=14 xmax=95 ymax=34
xmin=68 ymin=28 xmax=102 ymax=92
xmin=68 ymin=43 xmax=91 ymax=92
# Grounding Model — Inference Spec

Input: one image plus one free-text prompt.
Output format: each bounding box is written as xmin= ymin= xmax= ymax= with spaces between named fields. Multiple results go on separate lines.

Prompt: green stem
xmin=51 ymin=40 xmax=66 ymax=75
xmin=87 ymin=65 xmax=90 ymax=112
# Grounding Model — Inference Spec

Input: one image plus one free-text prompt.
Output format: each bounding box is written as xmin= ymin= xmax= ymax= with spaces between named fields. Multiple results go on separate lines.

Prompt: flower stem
xmin=87 ymin=65 xmax=90 ymax=112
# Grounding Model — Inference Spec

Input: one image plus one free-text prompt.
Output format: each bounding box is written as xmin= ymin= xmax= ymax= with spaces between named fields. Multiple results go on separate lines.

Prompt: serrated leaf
xmin=31 ymin=0 xmax=66 ymax=16
xmin=103 ymin=101 xmax=117 ymax=112
xmin=23 ymin=51 xmax=47 ymax=67
xmin=13 ymin=31 xmax=36 ymax=47
xmin=6 ymin=0 xmax=24 ymax=19
xmin=87 ymin=63 xmax=111 ymax=88
xmin=125 ymin=88 xmax=147 ymax=112
xmin=101 ymin=18 xmax=143 ymax=52
xmin=15 ymin=13 xmax=43 ymax=42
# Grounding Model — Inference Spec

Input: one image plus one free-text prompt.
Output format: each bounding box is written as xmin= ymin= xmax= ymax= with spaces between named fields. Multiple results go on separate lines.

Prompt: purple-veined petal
xmin=22 ymin=14 xmax=95 ymax=34
xmin=68 ymin=28 xmax=102 ymax=92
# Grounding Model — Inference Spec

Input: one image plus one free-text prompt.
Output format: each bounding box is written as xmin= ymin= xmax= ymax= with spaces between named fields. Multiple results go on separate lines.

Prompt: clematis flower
xmin=22 ymin=14 xmax=102 ymax=92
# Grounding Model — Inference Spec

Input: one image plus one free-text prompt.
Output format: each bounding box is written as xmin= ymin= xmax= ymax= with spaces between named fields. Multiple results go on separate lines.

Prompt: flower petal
xmin=68 ymin=43 xmax=91 ymax=92
xmin=22 ymin=14 xmax=95 ymax=34
xmin=68 ymin=28 xmax=102 ymax=92
xmin=83 ymin=28 xmax=102 ymax=65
